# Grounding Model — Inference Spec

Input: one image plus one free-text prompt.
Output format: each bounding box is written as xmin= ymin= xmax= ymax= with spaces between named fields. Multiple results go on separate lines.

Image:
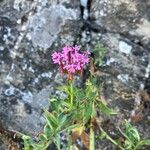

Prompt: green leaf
xmin=99 ymin=130 xmax=107 ymax=140
xmin=57 ymin=85 xmax=70 ymax=95
xmin=93 ymin=43 xmax=106 ymax=66
xmin=38 ymin=133 xmax=48 ymax=141
xmin=44 ymin=110 xmax=58 ymax=131
xmin=22 ymin=135 xmax=33 ymax=150
xmin=85 ymin=80 xmax=98 ymax=99
xmin=124 ymin=140 xmax=133 ymax=150
xmin=118 ymin=120 xmax=143 ymax=149
xmin=56 ymin=114 xmax=67 ymax=131
xmin=74 ymin=88 xmax=85 ymax=100
xmin=53 ymin=134 xmax=61 ymax=150
xmin=65 ymin=124 xmax=80 ymax=131
xmin=139 ymin=139 xmax=150 ymax=146
xmin=98 ymin=101 xmax=117 ymax=115
xmin=49 ymin=98 xmax=60 ymax=112
xmin=49 ymin=97 xmax=57 ymax=103
xmin=118 ymin=127 xmax=133 ymax=145
xmin=45 ymin=110 xmax=58 ymax=125
xmin=63 ymin=101 xmax=72 ymax=109
xmin=44 ymin=125 xmax=51 ymax=139
xmin=58 ymin=114 xmax=67 ymax=124
xmin=83 ymin=103 xmax=93 ymax=124
xmin=124 ymin=120 xmax=140 ymax=143
xmin=33 ymin=143 xmax=49 ymax=150
xmin=136 ymin=139 xmax=150 ymax=149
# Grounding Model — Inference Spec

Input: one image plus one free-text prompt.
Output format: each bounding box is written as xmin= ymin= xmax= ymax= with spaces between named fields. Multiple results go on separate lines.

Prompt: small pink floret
xmin=51 ymin=46 xmax=90 ymax=79
xmin=52 ymin=52 xmax=61 ymax=65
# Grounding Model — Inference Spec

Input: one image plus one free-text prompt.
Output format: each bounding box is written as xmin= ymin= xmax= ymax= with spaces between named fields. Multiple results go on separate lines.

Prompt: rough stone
xmin=0 ymin=0 xmax=81 ymax=136
xmin=90 ymin=0 xmax=150 ymax=49
xmin=0 ymin=140 xmax=5 ymax=150
xmin=0 ymin=0 xmax=150 ymax=149
xmin=119 ymin=41 xmax=132 ymax=55
xmin=27 ymin=6 xmax=78 ymax=49
xmin=88 ymin=0 xmax=150 ymax=146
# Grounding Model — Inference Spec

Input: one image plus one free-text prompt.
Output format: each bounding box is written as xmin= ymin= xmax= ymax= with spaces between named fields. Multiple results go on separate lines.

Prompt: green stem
xmin=70 ymin=81 xmax=73 ymax=108
xmin=100 ymin=128 xmax=125 ymax=150
xmin=67 ymin=133 xmax=72 ymax=150
xmin=89 ymin=120 xmax=95 ymax=150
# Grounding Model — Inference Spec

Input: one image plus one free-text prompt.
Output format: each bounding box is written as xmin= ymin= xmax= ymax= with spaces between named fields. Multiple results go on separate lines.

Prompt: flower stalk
xmin=89 ymin=120 xmax=95 ymax=150
xmin=70 ymin=81 xmax=74 ymax=108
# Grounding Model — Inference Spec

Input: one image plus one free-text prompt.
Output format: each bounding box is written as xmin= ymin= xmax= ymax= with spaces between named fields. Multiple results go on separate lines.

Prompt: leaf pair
xmin=93 ymin=43 xmax=106 ymax=66
xmin=119 ymin=120 xmax=150 ymax=150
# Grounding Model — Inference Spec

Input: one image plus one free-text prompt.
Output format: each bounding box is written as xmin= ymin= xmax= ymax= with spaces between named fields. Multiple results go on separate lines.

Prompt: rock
xmin=0 ymin=0 xmax=81 ymax=136
xmin=0 ymin=0 xmax=150 ymax=149
xmin=119 ymin=41 xmax=132 ymax=55
xmin=87 ymin=0 xmax=150 ymax=145
xmin=0 ymin=140 xmax=5 ymax=150
xmin=80 ymin=0 xmax=89 ymax=19
xmin=90 ymin=0 xmax=150 ymax=48
xmin=27 ymin=6 xmax=78 ymax=49
xmin=117 ymin=74 xmax=129 ymax=83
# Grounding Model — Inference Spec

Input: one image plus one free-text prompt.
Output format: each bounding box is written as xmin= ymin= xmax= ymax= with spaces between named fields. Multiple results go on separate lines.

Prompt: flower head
xmin=52 ymin=46 xmax=90 ymax=80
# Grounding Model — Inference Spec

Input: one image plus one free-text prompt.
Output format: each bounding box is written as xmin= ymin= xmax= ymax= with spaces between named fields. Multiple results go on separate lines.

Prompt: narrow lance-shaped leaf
xmin=44 ymin=110 xmax=58 ymax=127
xmin=124 ymin=120 xmax=140 ymax=143
xmin=22 ymin=135 xmax=33 ymax=150
xmin=135 ymin=139 xmax=150 ymax=149
xmin=53 ymin=134 xmax=61 ymax=150
xmin=43 ymin=124 xmax=51 ymax=139
xmin=98 ymin=101 xmax=117 ymax=115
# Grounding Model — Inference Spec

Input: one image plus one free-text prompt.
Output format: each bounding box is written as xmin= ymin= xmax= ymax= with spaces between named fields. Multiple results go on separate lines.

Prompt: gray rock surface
xmin=0 ymin=0 xmax=150 ymax=149
xmin=0 ymin=0 xmax=81 ymax=136
xmin=0 ymin=140 xmax=5 ymax=150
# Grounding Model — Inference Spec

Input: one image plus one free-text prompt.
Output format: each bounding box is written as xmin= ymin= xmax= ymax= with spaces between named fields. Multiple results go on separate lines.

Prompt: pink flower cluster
xmin=52 ymin=46 xmax=90 ymax=79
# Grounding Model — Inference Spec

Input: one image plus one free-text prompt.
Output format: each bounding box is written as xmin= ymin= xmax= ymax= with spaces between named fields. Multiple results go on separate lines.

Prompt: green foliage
xmin=119 ymin=120 xmax=150 ymax=150
xmin=97 ymin=101 xmax=117 ymax=115
xmin=119 ymin=120 xmax=140 ymax=150
xmin=93 ymin=43 xmax=106 ymax=66
xmin=22 ymin=43 xmax=150 ymax=149
xmin=99 ymin=120 xmax=150 ymax=150
xmin=22 ymin=96 xmax=80 ymax=150
xmin=23 ymin=77 xmax=117 ymax=150
xmin=22 ymin=43 xmax=150 ymax=150
xmin=23 ymin=135 xmax=34 ymax=150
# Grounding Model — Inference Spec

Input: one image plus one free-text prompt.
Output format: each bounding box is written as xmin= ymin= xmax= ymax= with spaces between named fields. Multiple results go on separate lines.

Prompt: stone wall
xmin=0 ymin=0 xmax=150 ymax=149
